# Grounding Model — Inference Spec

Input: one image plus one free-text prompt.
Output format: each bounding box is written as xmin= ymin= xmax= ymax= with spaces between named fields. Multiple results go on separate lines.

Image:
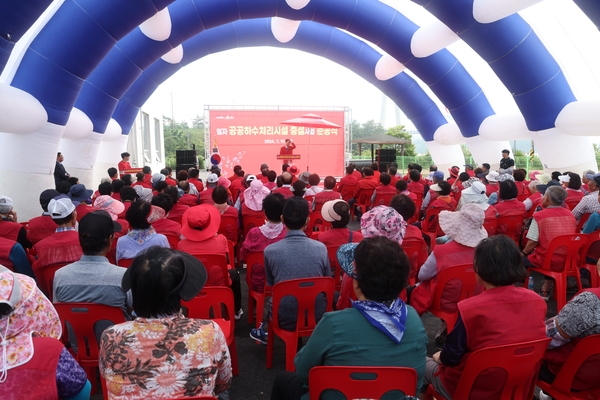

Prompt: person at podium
xmin=279 ymin=139 xmax=296 ymax=163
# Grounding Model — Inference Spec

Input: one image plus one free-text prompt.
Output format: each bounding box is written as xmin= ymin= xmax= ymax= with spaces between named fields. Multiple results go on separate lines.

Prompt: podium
xmin=120 ymin=168 xmax=143 ymax=175
xmin=276 ymin=155 xmax=301 ymax=160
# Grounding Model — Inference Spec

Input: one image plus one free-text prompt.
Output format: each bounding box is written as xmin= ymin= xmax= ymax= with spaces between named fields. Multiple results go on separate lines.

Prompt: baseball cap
xmin=207 ymin=173 xmax=218 ymax=184
xmin=151 ymin=173 xmax=166 ymax=184
xmin=282 ymin=196 xmax=309 ymax=225
xmin=558 ymin=175 xmax=570 ymax=183
xmin=0 ymin=196 xmax=13 ymax=208
xmin=320 ymin=199 xmax=349 ymax=223
xmin=337 ymin=243 xmax=359 ymax=279
xmin=432 ymin=171 xmax=444 ymax=181
xmin=79 ymin=210 xmax=122 ymax=242
xmin=39 ymin=189 xmax=60 ymax=205
xmin=48 ymin=196 xmax=76 ymax=219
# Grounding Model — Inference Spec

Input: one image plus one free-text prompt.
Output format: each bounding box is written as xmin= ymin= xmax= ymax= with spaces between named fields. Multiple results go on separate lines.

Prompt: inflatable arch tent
xmin=1 ymin=0 xmax=600 ymax=219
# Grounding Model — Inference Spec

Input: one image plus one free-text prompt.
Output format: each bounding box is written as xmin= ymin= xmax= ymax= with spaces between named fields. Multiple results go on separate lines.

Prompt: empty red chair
xmin=526 ymin=234 xmax=588 ymax=312
xmin=326 ymin=245 xmax=343 ymax=291
xmin=54 ymin=303 xmax=126 ymax=394
xmin=580 ymin=230 xmax=600 ymax=288
xmin=182 ymin=287 xmax=239 ymax=376
xmin=401 ymin=238 xmax=428 ymax=285
xmin=266 ymin=277 xmax=335 ymax=371
xmin=537 ymin=334 xmax=600 ymax=399
xmin=421 ymin=206 xmax=447 ymax=251
xmin=425 ymin=338 xmax=551 ymax=400
xmin=429 ymin=263 xmax=479 ymax=332
xmin=309 ymin=366 xmax=417 ymax=399
xmin=305 ymin=210 xmax=332 ymax=237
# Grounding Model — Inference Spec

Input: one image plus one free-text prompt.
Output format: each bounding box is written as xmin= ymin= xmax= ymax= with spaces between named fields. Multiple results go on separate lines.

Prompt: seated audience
xmin=242 ymin=180 xmax=271 ymax=219
xmin=27 ymin=189 xmax=60 ymax=245
xmin=292 ymin=180 xmax=307 ymax=198
xmin=178 ymin=181 xmax=199 ymax=206
xmin=494 ymin=180 xmax=526 ymax=240
xmin=337 ymin=165 xmax=359 ymax=201
xmin=311 ymin=176 xmax=341 ymax=212
xmin=99 ymin=247 xmax=232 ymax=399
xmin=390 ymin=195 xmax=428 ymax=281
xmin=396 ymin=180 xmax=417 ymax=202
xmin=538 ymin=287 xmax=600 ymax=398
xmin=0 ymin=237 xmax=33 ymax=277
xmin=270 ymin=236 xmax=427 ymax=399
xmin=272 ymin=172 xmax=294 ymax=199
xmin=0 ymin=267 xmax=91 ymax=400
xmin=264 ymin=170 xmax=278 ymax=191
xmin=178 ymin=204 xmax=243 ymax=319
xmin=304 ymin=174 xmax=323 ymax=197
xmin=230 ymin=169 xmax=246 ymax=202
xmin=513 ymin=169 xmax=530 ymax=198
xmin=572 ymin=172 xmax=600 ymax=222
xmin=560 ymin=172 xmax=584 ymax=210
xmin=151 ymin=193 xmax=182 ymax=239
xmin=68 ymin=184 xmax=94 ymax=222
xmin=421 ymin=235 xmax=547 ymax=399
xmin=240 ymin=193 xmax=287 ymax=293
xmin=0 ymin=195 xmax=31 ymax=250
xmin=200 ymin=173 xmax=219 ymax=205
xmin=522 ymin=186 xmax=577 ymax=300
xmin=422 ymin=171 xmax=444 ymax=209
xmin=317 ymin=200 xmax=363 ymax=248
xmin=164 ymin=185 xmax=188 ymax=223
xmin=426 ymin=181 xmax=456 ymax=212
xmin=188 ymin=168 xmax=204 ymax=192
xmin=371 ymin=172 xmax=397 ymax=205
xmin=116 ymin=200 xmax=169 ymax=262
xmin=409 ymin=204 xmax=487 ymax=318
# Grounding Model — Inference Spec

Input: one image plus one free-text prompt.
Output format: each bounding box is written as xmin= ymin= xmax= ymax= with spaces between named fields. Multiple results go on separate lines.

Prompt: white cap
xmin=0 ymin=196 xmax=13 ymax=208
xmin=558 ymin=174 xmax=570 ymax=183
xmin=48 ymin=197 xmax=76 ymax=219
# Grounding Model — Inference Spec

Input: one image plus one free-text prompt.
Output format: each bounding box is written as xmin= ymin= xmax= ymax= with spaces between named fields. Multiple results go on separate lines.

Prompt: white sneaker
xmin=234 ymin=309 xmax=243 ymax=320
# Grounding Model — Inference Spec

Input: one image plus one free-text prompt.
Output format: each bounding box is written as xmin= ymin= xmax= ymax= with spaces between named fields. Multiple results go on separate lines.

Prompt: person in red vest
xmin=495 ymin=180 xmax=526 ymax=222
xmin=371 ymin=172 xmax=397 ymax=205
xmin=317 ymin=200 xmax=363 ymax=248
xmin=142 ymin=166 xmax=152 ymax=185
xmin=538 ymin=287 xmax=600 ymax=398
xmin=27 ymin=189 xmax=60 ymax=246
xmin=409 ymin=203 xmax=486 ymax=317
xmin=407 ymin=169 xmax=425 ymax=200
xmin=390 ymin=194 xmax=428 ymax=281
xmin=271 ymin=172 xmax=294 ymax=199
xmin=371 ymin=163 xmax=381 ymax=181
xmin=187 ymin=168 xmax=204 ymax=192
xmin=336 ymin=165 xmax=359 ymax=201
xmin=395 ymin=180 xmax=418 ymax=202
xmin=199 ymin=173 xmax=218 ymax=205
xmin=0 ymin=237 xmax=34 ymax=277
xmin=161 ymin=167 xmax=178 ymax=187
xmin=421 ymin=235 xmax=547 ymax=399
xmin=164 ymin=186 xmax=188 ymax=224
xmin=0 ymin=268 xmax=91 ymax=400
xmin=0 ymin=196 xmax=31 ymax=251
xmin=258 ymin=163 xmax=270 ymax=184
xmin=229 ymin=169 xmax=246 ymax=203
xmin=522 ymin=186 xmax=577 ymax=300
xmin=229 ymin=165 xmax=242 ymax=183
xmin=350 ymin=163 xmax=362 ymax=181
xmin=178 ymin=181 xmax=199 ymax=207
xmin=312 ymin=176 xmax=341 ymax=212
xmin=351 ymin=167 xmax=378 ymax=202
xmin=151 ymin=193 xmax=182 ymax=240
xmin=560 ymin=172 xmax=584 ymax=210
xmin=447 ymin=166 xmax=459 ymax=186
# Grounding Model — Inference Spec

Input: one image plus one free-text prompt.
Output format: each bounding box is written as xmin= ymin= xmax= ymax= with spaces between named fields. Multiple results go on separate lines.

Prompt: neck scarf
xmin=127 ymin=226 xmax=157 ymax=244
xmin=352 ymin=298 xmax=407 ymax=344
xmin=259 ymin=221 xmax=284 ymax=239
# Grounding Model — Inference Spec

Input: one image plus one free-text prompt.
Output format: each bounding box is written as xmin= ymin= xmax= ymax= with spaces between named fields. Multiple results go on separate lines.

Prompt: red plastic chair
xmin=242 ymin=213 xmax=265 ymax=238
xmin=165 ymin=233 xmax=180 ymax=249
xmin=326 ymin=245 xmax=344 ymax=291
xmin=526 ymin=234 xmax=588 ymax=312
xmin=426 ymin=338 xmax=551 ymax=400
xmin=266 ymin=277 xmax=335 ymax=371
xmin=496 ymin=214 xmax=525 ymax=244
xmin=401 ymin=238 xmax=428 ymax=285
xmin=305 ymin=210 xmax=332 ymax=237
xmin=576 ymin=212 xmax=591 ymax=233
xmin=372 ymin=192 xmax=396 ymax=207
xmin=218 ymin=214 xmax=239 ymax=245
xmin=580 ymin=231 xmax=600 ymax=288
xmin=421 ymin=206 xmax=446 ymax=251
xmin=190 ymin=253 xmax=232 ymax=287
xmin=182 ymin=287 xmax=238 ymax=376
xmin=54 ymin=303 xmax=126 ymax=394
xmin=537 ymin=334 xmax=600 ymax=400
xmin=116 ymin=257 xmax=134 ymax=268
xmin=429 ymin=263 xmax=479 ymax=333
xmin=353 ymin=188 xmax=375 ymax=218
xmin=36 ymin=262 xmax=68 ymax=300
xmin=245 ymin=252 xmax=272 ymax=328
xmin=309 ymin=366 xmax=417 ymax=399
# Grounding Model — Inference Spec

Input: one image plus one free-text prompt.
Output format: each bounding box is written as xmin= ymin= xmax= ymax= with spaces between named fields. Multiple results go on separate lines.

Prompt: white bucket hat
xmin=439 ymin=203 xmax=488 ymax=248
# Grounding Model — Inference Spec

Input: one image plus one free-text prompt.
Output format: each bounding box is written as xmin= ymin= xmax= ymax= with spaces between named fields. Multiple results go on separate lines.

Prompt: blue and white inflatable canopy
xmin=1 ymin=0 xmax=600 ymax=214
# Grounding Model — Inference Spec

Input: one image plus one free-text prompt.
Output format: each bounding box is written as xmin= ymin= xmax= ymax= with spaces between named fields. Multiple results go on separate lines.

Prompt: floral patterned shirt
xmin=99 ymin=313 xmax=231 ymax=399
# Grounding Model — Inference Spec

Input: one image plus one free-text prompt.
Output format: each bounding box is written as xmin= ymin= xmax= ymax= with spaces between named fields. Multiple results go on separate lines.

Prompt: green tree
xmin=385 ymin=125 xmax=416 ymax=157
xmin=163 ymin=117 xmax=205 ymax=169
xmin=350 ymin=120 xmax=386 ymax=156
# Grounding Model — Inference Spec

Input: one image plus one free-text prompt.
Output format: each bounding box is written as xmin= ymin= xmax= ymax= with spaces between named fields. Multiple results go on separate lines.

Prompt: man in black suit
xmin=54 ymin=152 xmax=70 ymax=189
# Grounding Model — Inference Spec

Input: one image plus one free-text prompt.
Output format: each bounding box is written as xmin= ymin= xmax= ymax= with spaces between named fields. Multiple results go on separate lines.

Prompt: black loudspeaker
xmin=376 ymin=149 xmax=396 ymax=163
xmin=378 ymin=162 xmax=390 ymax=174
xmin=176 ymin=150 xmax=197 ymax=166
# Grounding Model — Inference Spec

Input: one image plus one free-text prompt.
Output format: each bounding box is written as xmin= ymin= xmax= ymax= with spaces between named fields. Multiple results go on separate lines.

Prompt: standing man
xmin=54 ymin=152 xmax=69 ymax=189
xmin=499 ymin=149 xmax=515 ymax=172
xmin=279 ymin=139 xmax=296 ymax=164
xmin=118 ymin=152 xmax=131 ymax=176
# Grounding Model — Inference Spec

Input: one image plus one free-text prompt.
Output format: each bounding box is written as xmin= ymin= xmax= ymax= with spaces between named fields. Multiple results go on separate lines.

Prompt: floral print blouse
xmin=99 ymin=313 xmax=231 ymax=399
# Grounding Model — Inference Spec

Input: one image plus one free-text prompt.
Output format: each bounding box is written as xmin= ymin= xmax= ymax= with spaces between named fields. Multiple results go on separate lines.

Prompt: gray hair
xmin=544 ymin=186 xmax=567 ymax=206
xmin=0 ymin=205 xmax=12 ymax=215
xmin=528 ymin=180 xmax=538 ymax=193
xmin=582 ymin=169 xmax=595 ymax=177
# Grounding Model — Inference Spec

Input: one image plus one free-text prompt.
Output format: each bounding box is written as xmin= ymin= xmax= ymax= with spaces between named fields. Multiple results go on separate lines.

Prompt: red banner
xmin=209 ymin=109 xmax=345 ymax=178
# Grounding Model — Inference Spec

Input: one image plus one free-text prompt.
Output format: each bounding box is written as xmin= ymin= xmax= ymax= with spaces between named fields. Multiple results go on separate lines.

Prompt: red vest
xmin=526 ymin=192 xmax=543 ymax=218
xmin=0 ymin=220 xmax=23 ymax=243
xmin=75 ymin=204 xmax=93 ymax=222
xmin=410 ymin=241 xmax=476 ymax=315
xmin=27 ymin=215 xmax=57 ymax=245
xmin=198 ymin=188 xmax=215 ymax=205
xmin=0 ymin=237 xmax=15 ymax=270
xmin=565 ymin=189 xmax=584 ymax=211
xmin=528 ymin=207 xmax=577 ymax=269
xmin=313 ymin=191 xmax=342 ymax=212
xmin=485 ymin=183 xmax=498 ymax=197
xmin=514 ymin=181 xmax=530 ymax=197
xmin=407 ymin=181 xmax=424 ymax=197
xmin=441 ymin=285 xmax=547 ymax=398
xmin=495 ymin=199 xmax=526 ymax=218
xmin=0 ymin=337 xmax=63 ymax=400
xmin=179 ymin=193 xmax=199 ymax=207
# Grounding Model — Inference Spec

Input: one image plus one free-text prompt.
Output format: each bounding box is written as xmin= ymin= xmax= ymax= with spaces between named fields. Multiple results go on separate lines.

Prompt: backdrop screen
xmin=209 ymin=109 xmax=346 ymax=178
